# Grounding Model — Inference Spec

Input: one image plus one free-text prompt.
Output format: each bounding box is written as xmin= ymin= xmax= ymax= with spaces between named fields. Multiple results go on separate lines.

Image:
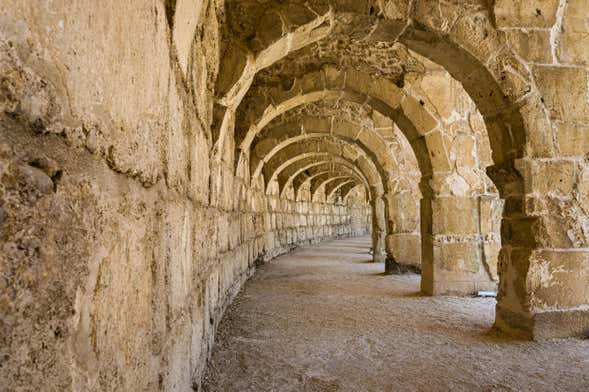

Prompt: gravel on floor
xmin=203 ymin=236 xmax=589 ymax=392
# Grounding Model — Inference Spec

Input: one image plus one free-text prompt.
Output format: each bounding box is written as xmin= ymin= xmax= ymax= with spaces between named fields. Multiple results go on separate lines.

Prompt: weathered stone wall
xmin=2 ymin=3 xmax=588 ymax=391
xmin=492 ymin=0 xmax=589 ymax=339
xmin=0 ymin=1 xmax=368 ymax=390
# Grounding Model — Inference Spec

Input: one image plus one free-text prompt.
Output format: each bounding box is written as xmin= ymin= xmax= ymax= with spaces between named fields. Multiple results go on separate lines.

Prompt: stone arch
xmin=250 ymin=116 xmax=398 ymax=184
xmin=259 ymin=136 xmax=388 ymax=194
xmin=226 ymin=0 xmax=579 ymax=338
xmin=237 ymin=63 xmax=507 ymax=292
xmin=236 ymin=67 xmax=434 ymax=180
xmin=310 ymin=174 xmax=359 ymax=200
xmin=211 ymin=3 xmax=335 ymax=157
xmin=277 ymin=155 xmax=370 ymax=200
xmin=290 ymin=162 xmax=367 ymax=201
xmin=324 ymin=178 xmax=358 ymax=201
xmin=340 ymin=183 xmax=364 ymax=201
xmin=263 ymin=138 xmax=389 ymax=263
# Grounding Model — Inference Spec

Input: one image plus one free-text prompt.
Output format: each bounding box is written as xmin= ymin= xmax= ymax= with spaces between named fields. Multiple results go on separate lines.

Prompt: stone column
xmin=371 ymin=193 xmax=386 ymax=263
xmin=384 ymin=190 xmax=422 ymax=273
xmin=492 ymin=158 xmax=589 ymax=340
xmin=489 ymin=0 xmax=589 ymax=340
xmin=420 ymin=176 xmax=500 ymax=295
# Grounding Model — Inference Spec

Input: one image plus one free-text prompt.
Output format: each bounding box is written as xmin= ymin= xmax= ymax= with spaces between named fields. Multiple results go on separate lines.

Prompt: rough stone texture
xmin=1 ymin=0 xmax=589 ymax=390
xmin=0 ymin=2 xmax=368 ymax=390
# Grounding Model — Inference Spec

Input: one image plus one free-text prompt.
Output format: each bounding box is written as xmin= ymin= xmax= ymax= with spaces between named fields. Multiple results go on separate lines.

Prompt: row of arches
xmin=206 ymin=0 xmax=589 ymax=339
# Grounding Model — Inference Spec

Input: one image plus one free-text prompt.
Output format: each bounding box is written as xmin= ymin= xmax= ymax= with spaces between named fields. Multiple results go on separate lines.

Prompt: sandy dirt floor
xmin=202 ymin=236 xmax=589 ymax=392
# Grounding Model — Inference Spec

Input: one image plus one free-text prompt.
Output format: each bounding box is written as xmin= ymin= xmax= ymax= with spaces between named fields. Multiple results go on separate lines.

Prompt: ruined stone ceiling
xmin=259 ymin=100 xmax=420 ymax=172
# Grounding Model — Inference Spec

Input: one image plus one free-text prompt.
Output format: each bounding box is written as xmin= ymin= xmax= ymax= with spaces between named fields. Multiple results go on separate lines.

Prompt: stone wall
xmin=0 ymin=2 xmax=368 ymax=390
xmin=1 ymin=1 xmax=588 ymax=390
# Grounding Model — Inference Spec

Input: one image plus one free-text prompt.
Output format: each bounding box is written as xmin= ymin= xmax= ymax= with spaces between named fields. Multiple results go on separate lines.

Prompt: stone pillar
xmin=384 ymin=190 xmax=422 ymax=272
xmin=371 ymin=193 xmax=386 ymax=263
xmin=420 ymin=177 xmax=500 ymax=295
xmin=490 ymin=0 xmax=589 ymax=340
xmin=492 ymin=159 xmax=589 ymax=340
xmin=419 ymin=178 xmax=434 ymax=293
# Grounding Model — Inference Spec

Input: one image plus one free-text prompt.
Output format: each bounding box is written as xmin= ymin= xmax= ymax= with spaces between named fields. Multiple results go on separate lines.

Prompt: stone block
xmin=529 ymin=250 xmax=589 ymax=309
xmin=505 ymin=30 xmax=552 ymax=64
xmin=534 ymin=66 xmax=589 ymax=121
xmin=556 ymin=122 xmax=589 ymax=156
xmin=433 ymin=240 xmax=481 ymax=275
xmin=494 ymin=0 xmax=560 ymax=28
xmin=431 ymin=197 xmax=478 ymax=235
xmin=528 ymin=159 xmax=575 ymax=196
xmin=482 ymin=241 xmax=501 ymax=281
xmin=172 ymin=0 xmax=203 ymax=73
xmin=401 ymin=95 xmax=439 ymax=135
xmin=479 ymin=196 xmax=504 ymax=234
xmin=370 ymin=78 xmax=403 ymax=109
xmin=386 ymin=233 xmax=421 ymax=267
xmin=425 ymin=129 xmax=451 ymax=172
xmin=557 ymin=0 xmax=589 ymax=65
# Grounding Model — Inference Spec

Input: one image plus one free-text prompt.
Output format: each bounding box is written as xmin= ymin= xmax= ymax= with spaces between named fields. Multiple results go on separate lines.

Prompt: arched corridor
xmin=203 ymin=237 xmax=589 ymax=391
xmin=1 ymin=0 xmax=589 ymax=390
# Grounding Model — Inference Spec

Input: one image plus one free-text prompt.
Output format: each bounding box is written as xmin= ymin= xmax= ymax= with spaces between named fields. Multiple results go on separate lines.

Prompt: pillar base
xmin=496 ymin=304 xmax=589 ymax=340
xmin=384 ymin=257 xmax=421 ymax=275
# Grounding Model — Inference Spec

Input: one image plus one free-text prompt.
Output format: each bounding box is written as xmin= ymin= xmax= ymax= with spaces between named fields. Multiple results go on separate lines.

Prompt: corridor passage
xmin=203 ymin=236 xmax=589 ymax=392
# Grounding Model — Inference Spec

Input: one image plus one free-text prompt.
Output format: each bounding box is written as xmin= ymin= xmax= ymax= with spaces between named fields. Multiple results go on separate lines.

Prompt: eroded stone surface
xmin=1 ymin=0 xmax=589 ymax=390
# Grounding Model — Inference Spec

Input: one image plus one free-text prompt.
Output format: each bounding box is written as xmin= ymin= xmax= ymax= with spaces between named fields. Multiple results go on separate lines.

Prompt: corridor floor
xmin=202 ymin=237 xmax=589 ymax=392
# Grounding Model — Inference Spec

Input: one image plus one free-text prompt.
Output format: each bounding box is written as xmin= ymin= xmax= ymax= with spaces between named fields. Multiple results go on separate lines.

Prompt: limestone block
xmin=534 ymin=66 xmax=589 ymax=121
xmin=448 ymin=131 xmax=477 ymax=169
xmin=449 ymin=10 xmax=503 ymax=65
xmin=323 ymin=66 xmax=345 ymax=90
xmin=387 ymin=192 xmax=419 ymax=233
xmin=370 ymin=78 xmax=403 ymax=109
xmin=577 ymin=166 xmax=589 ymax=216
xmin=425 ymin=129 xmax=451 ymax=172
xmin=482 ymin=241 xmax=501 ymax=280
xmin=345 ymin=68 xmax=373 ymax=96
xmin=494 ymin=0 xmax=560 ymax=28
xmin=228 ymin=218 xmax=240 ymax=250
xmin=371 ymin=110 xmax=395 ymax=129
xmin=505 ymin=30 xmax=553 ymax=64
xmin=432 ymin=197 xmax=478 ymax=235
xmin=528 ymin=159 xmax=575 ymax=196
xmin=528 ymin=250 xmax=589 ymax=309
xmin=386 ymin=233 xmax=422 ymax=267
xmin=433 ymin=241 xmax=481 ymax=275
xmin=418 ymin=72 xmax=470 ymax=120
xmin=556 ymin=122 xmax=589 ymax=156
xmin=401 ymin=96 xmax=439 ymax=135
xmin=332 ymin=120 xmax=361 ymax=140
xmin=412 ymin=0 xmax=463 ymax=35
xmin=217 ymin=215 xmax=229 ymax=253
xmin=486 ymin=47 xmax=534 ymax=103
xmin=302 ymin=116 xmax=331 ymax=133
xmin=469 ymin=112 xmax=493 ymax=168
xmin=479 ymin=196 xmax=504 ymax=234
xmin=558 ymin=0 xmax=589 ymax=65
xmin=519 ymin=95 xmax=556 ymax=158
